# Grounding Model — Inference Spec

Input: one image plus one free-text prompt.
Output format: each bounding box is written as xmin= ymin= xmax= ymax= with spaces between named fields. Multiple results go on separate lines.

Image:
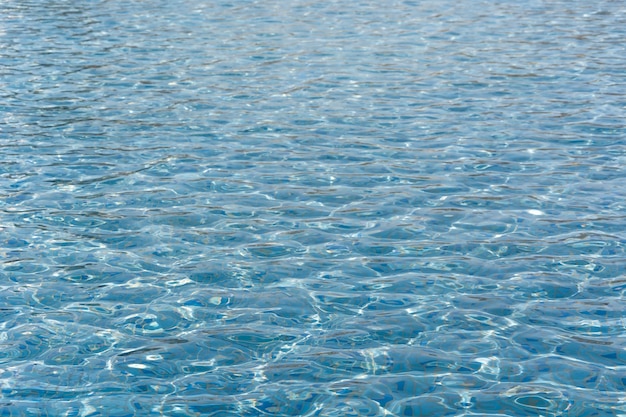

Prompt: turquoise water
xmin=1 ymin=0 xmax=625 ymax=415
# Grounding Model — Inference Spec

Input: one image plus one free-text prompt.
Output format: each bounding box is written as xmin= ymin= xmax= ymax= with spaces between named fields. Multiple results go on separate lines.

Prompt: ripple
xmin=2 ymin=0 xmax=626 ymax=413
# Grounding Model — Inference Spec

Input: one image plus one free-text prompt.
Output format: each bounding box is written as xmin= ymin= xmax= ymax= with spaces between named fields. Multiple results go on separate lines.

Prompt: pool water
xmin=1 ymin=0 xmax=625 ymax=416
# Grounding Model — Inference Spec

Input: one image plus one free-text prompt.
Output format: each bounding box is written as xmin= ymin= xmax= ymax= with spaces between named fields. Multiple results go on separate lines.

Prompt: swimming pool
xmin=1 ymin=0 xmax=625 ymax=415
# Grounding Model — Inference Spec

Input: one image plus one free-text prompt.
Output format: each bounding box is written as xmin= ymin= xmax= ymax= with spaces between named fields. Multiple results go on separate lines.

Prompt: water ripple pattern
xmin=1 ymin=0 xmax=625 ymax=416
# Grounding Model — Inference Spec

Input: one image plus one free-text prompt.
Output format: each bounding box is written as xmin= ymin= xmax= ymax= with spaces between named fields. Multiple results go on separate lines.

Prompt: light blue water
xmin=1 ymin=0 xmax=626 ymax=416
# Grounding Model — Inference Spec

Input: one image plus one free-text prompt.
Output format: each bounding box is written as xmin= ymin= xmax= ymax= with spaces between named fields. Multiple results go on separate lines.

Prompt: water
xmin=1 ymin=0 xmax=625 ymax=415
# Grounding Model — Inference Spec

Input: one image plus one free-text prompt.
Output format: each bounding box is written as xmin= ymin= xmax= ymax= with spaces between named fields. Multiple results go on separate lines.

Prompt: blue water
xmin=1 ymin=0 xmax=625 ymax=415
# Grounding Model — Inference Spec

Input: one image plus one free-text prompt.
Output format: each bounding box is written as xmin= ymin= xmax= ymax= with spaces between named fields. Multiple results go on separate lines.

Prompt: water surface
xmin=1 ymin=0 xmax=625 ymax=416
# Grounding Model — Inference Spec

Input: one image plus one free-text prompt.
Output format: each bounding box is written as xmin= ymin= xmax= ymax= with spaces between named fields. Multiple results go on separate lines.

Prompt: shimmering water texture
xmin=1 ymin=0 xmax=626 ymax=416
